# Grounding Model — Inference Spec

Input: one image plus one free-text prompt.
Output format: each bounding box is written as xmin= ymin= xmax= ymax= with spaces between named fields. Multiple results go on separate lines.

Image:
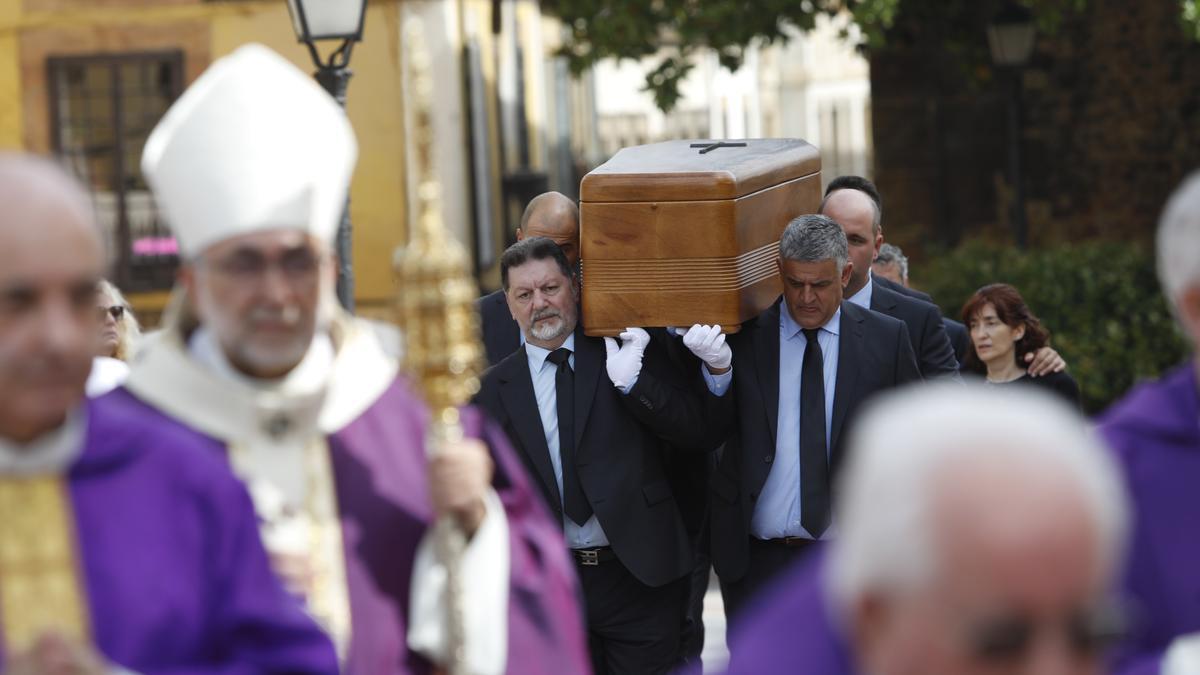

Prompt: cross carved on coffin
xmin=690 ymin=141 xmax=748 ymax=155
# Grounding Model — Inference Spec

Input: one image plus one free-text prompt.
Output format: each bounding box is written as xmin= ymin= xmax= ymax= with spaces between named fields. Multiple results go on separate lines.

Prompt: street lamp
xmin=988 ymin=0 xmax=1035 ymax=249
xmin=286 ymin=0 xmax=368 ymax=311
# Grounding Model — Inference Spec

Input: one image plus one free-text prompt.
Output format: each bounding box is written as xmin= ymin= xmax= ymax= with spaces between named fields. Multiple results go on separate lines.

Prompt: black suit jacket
xmin=706 ymin=300 xmax=922 ymax=582
xmin=869 ymin=282 xmax=959 ymax=379
xmin=474 ymin=324 xmax=717 ymax=587
xmin=477 ymin=289 xmax=521 ymax=367
xmin=943 ymin=318 xmax=969 ymax=365
xmin=874 ymin=273 xmax=935 ymax=304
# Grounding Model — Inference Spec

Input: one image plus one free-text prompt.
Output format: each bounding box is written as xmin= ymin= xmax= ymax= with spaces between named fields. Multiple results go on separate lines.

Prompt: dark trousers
xmin=675 ymin=533 xmax=710 ymax=674
xmin=719 ymin=537 xmax=821 ymax=630
xmin=579 ymin=555 xmax=689 ymax=675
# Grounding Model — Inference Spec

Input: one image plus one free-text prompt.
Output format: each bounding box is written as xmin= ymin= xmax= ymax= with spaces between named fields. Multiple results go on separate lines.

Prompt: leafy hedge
xmin=913 ymin=240 xmax=1189 ymax=414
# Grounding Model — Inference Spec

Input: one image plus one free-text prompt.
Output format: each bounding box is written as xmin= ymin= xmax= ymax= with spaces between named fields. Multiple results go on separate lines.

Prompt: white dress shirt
xmin=702 ymin=301 xmax=840 ymax=539
xmin=754 ymin=300 xmax=840 ymax=540
xmin=524 ymin=334 xmax=610 ymax=549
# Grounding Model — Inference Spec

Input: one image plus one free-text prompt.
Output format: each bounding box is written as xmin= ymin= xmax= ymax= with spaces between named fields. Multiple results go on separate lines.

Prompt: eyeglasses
xmin=98 ymin=305 xmax=126 ymax=321
xmin=203 ymin=248 xmax=321 ymax=284
xmin=965 ymin=601 xmax=1127 ymax=664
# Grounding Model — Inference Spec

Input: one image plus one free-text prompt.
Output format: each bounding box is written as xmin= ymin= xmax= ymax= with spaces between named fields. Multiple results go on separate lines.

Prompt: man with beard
xmin=478 ymin=192 xmax=580 ymax=366
xmin=0 ymin=153 xmax=336 ymax=673
xmin=117 ymin=45 xmax=588 ymax=675
xmin=474 ymin=237 xmax=725 ymax=673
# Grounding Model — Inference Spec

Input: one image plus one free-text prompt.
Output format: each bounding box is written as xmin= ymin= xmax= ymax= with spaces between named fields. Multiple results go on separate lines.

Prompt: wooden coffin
xmin=580 ymin=138 xmax=822 ymax=336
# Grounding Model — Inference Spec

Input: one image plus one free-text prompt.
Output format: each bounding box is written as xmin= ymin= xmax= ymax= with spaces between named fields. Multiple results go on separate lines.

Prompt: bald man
xmin=478 ymin=192 xmax=580 ymax=366
xmin=0 ymin=154 xmax=335 ymax=673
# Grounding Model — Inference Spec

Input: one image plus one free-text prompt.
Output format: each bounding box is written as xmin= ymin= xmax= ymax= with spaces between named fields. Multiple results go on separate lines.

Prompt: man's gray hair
xmin=875 ymin=243 xmax=909 ymax=281
xmin=1158 ymin=172 xmax=1200 ymax=320
xmin=827 ymin=383 xmax=1128 ymax=618
xmin=779 ymin=214 xmax=849 ymax=273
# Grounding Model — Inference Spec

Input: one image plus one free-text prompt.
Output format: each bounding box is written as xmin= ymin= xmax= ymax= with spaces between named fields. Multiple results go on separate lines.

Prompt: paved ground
xmin=701 ymin=576 xmax=730 ymax=673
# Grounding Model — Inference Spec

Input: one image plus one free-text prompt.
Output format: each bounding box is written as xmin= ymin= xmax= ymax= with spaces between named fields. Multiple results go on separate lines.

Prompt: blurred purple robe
xmin=1099 ymin=362 xmax=1200 ymax=675
xmin=722 ymin=552 xmax=855 ymax=675
xmin=0 ymin=391 xmax=338 ymax=673
xmin=112 ymin=375 xmax=590 ymax=675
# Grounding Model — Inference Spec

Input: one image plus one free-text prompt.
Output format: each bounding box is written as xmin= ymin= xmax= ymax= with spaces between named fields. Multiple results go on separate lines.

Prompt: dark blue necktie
xmin=800 ymin=328 xmax=830 ymax=538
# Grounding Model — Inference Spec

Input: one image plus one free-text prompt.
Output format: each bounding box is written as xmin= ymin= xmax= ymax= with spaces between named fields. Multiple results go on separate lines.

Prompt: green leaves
xmin=918 ymin=240 xmax=1189 ymax=414
xmin=541 ymin=0 xmax=903 ymax=112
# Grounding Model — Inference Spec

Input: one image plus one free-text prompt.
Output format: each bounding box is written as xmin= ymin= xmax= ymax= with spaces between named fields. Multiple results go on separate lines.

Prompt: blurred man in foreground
xmin=1101 ymin=172 xmax=1200 ymax=675
xmin=0 ymin=154 xmax=336 ymax=673
xmin=728 ymin=384 xmax=1129 ymax=675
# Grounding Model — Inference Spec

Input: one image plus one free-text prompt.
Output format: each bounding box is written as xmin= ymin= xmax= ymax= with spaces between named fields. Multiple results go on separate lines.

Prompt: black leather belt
xmin=758 ymin=536 xmax=817 ymax=548
xmin=571 ymin=547 xmax=616 ymax=566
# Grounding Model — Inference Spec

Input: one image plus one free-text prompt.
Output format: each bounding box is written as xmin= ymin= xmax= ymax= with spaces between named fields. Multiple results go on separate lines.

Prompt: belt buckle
xmin=577 ymin=549 xmax=600 ymax=566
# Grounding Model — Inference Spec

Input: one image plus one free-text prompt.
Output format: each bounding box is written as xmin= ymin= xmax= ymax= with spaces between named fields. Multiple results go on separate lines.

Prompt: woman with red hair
xmin=961 ymin=283 xmax=1081 ymax=408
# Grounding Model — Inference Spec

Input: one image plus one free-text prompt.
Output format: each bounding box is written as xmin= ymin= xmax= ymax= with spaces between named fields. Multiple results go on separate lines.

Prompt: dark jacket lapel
xmin=830 ymin=301 xmax=865 ymax=465
xmin=752 ymin=301 xmax=782 ymax=447
xmin=868 ymin=283 xmax=899 ymax=314
xmin=571 ymin=324 xmax=604 ymax=453
xmin=496 ymin=347 xmax=563 ymax=507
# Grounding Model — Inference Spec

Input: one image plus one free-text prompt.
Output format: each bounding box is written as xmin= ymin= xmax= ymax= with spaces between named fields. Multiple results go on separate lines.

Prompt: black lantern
xmin=285 ymin=0 xmax=368 ymax=311
xmin=988 ymin=1 xmax=1035 ymax=248
xmin=986 ymin=1 xmax=1036 ymax=68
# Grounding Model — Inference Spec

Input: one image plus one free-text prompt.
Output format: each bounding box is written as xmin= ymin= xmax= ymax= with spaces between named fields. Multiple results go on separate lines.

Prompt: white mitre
xmin=141 ymin=43 xmax=357 ymax=256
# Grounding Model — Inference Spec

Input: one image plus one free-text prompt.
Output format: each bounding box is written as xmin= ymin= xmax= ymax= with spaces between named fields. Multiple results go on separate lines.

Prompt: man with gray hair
xmin=703 ymin=214 xmax=921 ymax=623
xmin=727 ymin=384 xmax=1130 ymax=675
xmin=1101 ymin=172 xmax=1200 ymax=675
xmin=871 ymin=243 xmax=908 ymax=287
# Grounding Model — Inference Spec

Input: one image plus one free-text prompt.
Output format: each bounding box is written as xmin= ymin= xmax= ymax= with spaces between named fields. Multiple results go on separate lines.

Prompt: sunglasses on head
xmin=98 ymin=305 xmax=126 ymax=321
xmin=966 ymin=601 xmax=1127 ymax=664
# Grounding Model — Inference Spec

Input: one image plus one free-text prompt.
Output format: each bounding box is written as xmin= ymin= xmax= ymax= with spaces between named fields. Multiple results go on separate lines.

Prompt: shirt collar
xmin=525 ymin=332 xmax=576 ymax=372
xmin=779 ymin=298 xmax=842 ymax=342
xmin=846 ymin=271 xmax=873 ymax=309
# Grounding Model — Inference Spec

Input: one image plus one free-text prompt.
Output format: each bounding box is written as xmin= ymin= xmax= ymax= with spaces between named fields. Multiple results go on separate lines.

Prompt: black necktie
xmin=800 ymin=328 xmax=831 ymax=538
xmin=547 ymin=348 xmax=592 ymax=526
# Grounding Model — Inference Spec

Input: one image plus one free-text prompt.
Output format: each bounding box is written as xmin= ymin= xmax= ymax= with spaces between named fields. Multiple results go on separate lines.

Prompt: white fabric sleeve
xmin=1163 ymin=633 xmax=1200 ymax=675
xmin=407 ymin=489 xmax=510 ymax=675
xmin=701 ymin=364 xmax=733 ymax=397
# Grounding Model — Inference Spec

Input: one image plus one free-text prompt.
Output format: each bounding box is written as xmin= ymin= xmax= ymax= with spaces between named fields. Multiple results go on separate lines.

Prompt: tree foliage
xmin=541 ymin=0 xmax=1199 ymax=112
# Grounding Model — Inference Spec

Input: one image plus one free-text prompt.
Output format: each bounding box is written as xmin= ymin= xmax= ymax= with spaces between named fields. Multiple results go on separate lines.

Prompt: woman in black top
xmin=960 ymin=283 xmax=1081 ymax=409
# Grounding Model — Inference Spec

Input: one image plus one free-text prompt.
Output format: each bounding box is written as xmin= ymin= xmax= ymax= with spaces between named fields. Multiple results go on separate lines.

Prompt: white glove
xmin=603 ymin=327 xmax=651 ymax=391
xmin=1164 ymin=633 xmax=1200 ymax=675
xmin=675 ymin=324 xmax=732 ymax=371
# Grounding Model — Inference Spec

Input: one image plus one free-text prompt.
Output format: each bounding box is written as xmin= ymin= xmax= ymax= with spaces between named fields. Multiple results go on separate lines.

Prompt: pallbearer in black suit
xmin=474 ymin=237 xmax=722 ymax=674
xmin=823 ymin=174 xmax=1068 ymax=375
xmin=478 ymin=192 xmax=579 ymax=366
xmin=874 ymin=243 xmax=971 ymax=364
xmin=819 ymin=184 xmax=958 ymax=379
xmin=703 ymin=215 xmax=922 ymax=625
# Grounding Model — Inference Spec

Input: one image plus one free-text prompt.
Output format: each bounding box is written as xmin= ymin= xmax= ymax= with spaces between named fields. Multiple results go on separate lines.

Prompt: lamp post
xmin=988 ymin=1 xmax=1036 ymax=249
xmin=286 ymin=0 xmax=368 ymax=311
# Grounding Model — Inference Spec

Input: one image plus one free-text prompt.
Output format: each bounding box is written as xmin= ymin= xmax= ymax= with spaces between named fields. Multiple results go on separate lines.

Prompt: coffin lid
xmin=581 ymin=138 xmax=821 ymax=203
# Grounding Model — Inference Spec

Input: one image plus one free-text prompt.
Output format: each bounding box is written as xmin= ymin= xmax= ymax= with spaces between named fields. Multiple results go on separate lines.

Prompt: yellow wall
xmin=5 ymin=0 xmax=409 ymax=315
xmin=209 ymin=1 xmax=409 ymax=311
xmin=0 ymin=0 xmax=21 ymax=149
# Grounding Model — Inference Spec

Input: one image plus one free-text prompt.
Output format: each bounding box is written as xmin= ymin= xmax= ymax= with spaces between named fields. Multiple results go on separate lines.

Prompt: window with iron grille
xmin=48 ymin=51 xmax=183 ymax=292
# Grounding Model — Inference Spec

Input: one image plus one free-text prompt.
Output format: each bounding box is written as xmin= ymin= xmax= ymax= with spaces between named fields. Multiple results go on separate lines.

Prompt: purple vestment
xmin=0 ymin=391 xmax=338 ymax=673
xmin=722 ymin=552 xmax=855 ymax=675
xmin=113 ymin=375 xmax=590 ymax=675
xmin=1099 ymin=362 xmax=1200 ymax=675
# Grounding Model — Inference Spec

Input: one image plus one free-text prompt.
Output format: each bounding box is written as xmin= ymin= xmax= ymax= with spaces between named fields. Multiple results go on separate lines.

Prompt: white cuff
xmin=701 ymin=365 xmax=733 ymax=396
xmin=1164 ymin=633 xmax=1200 ymax=675
xmin=408 ymin=489 xmax=510 ymax=675
xmin=617 ymin=375 xmax=638 ymax=395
